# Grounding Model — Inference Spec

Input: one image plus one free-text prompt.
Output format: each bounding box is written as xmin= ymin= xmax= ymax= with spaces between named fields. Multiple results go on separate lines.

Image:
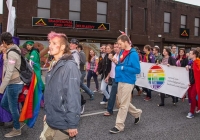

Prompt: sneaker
xmin=109 ymin=127 xmax=120 ymax=134
xmin=93 ymin=89 xmax=99 ymax=93
xmin=80 ymin=105 xmax=85 ymax=115
xmin=196 ymin=110 xmax=200 ymax=114
xmin=90 ymin=95 xmax=94 ymax=100
xmin=135 ymin=111 xmax=142 ymax=124
xmin=144 ymin=97 xmax=151 ymax=101
xmin=4 ymin=128 xmax=21 ymax=138
xmin=100 ymin=101 xmax=107 ymax=105
xmin=186 ymin=113 xmax=194 ymax=119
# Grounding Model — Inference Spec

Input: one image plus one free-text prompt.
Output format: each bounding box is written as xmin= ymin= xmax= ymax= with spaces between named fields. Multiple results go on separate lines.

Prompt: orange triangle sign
xmin=98 ymin=24 xmax=107 ymax=30
xmin=181 ymin=30 xmax=188 ymax=36
xmin=35 ymin=19 xmax=47 ymax=26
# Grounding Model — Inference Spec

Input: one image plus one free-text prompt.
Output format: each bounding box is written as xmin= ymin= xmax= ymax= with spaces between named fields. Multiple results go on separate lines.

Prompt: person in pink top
xmin=87 ymin=50 xmax=99 ymax=92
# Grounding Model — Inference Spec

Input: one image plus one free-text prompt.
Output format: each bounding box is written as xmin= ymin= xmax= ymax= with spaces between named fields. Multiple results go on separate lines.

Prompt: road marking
xmin=81 ymin=109 xmax=118 ymax=117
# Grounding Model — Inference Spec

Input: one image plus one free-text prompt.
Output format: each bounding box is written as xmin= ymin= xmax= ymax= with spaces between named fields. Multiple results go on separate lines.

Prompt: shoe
xmin=144 ymin=97 xmax=151 ymax=101
xmin=134 ymin=112 xmax=142 ymax=125
xmin=109 ymin=127 xmax=120 ymax=134
xmin=186 ymin=113 xmax=194 ymax=119
xmin=137 ymin=90 xmax=142 ymax=96
xmin=90 ymin=95 xmax=94 ymax=100
xmin=196 ymin=110 xmax=200 ymax=114
xmin=93 ymin=89 xmax=99 ymax=93
xmin=104 ymin=112 xmax=112 ymax=116
xmin=100 ymin=101 xmax=107 ymax=105
xmin=157 ymin=103 xmax=164 ymax=107
xmin=4 ymin=128 xmax=21 ymax=138
xmin=80 ymin=105 xmax=85 ymax=115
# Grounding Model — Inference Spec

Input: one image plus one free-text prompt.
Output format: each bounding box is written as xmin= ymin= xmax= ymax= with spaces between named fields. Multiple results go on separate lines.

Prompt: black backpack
xmin=7 ymin=49 xmax=33 ymax=85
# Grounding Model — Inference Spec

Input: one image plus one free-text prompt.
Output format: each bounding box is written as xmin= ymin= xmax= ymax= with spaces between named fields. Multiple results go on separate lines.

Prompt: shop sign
xmin=180 ymin=28 xmax=190 ymax=38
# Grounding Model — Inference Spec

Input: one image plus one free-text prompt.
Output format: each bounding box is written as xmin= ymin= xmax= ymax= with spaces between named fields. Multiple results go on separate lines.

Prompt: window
xmin=194 ymin=18 xmax=199 ymax=36
xmin=37 ymin=0 xmax=50 ymax=18
xmin=97 ymin=1 xmax=107 ymax=23
xmin=0 ymin=0 xmax=3 ymax=14
xmin=164 ymin=12 xmax=170 ymax=33
xmin=69 ymin=0 xmax=81 ymax=20
xmin=181 ymin=15 xmax=187 ymax=28
xmin=144 ymin=8 xmax=147 ymax=32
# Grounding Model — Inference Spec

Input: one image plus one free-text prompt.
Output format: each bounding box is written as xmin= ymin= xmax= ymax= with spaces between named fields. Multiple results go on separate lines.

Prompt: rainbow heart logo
xmin=148 ymin=65 xmax=165 ymax=90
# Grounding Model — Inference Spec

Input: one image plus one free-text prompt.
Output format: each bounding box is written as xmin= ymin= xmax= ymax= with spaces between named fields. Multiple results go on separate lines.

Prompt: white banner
xmin=136 ymin=62 xmax=189 ymax=98
xmin=6 ymin=0 xmax=16 ymax=36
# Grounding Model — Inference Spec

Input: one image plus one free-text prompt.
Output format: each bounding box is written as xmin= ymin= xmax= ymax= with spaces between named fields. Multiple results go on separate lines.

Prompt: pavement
xmin=1 ymin=81 xmax=200 ymax=140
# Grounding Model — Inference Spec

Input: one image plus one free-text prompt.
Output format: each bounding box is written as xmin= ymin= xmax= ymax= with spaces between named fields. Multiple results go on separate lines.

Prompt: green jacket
xmin=155 ymin=54 xmax=163 ymax=64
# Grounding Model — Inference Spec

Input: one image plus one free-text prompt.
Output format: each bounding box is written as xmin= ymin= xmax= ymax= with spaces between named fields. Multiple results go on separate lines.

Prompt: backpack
xmin=7 ymin=49 xmax=33 ymax=85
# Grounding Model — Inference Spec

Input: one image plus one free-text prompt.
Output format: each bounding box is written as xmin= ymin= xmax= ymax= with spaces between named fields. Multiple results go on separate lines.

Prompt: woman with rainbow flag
xmin=19 ymin=41 xmax=44 ymax=128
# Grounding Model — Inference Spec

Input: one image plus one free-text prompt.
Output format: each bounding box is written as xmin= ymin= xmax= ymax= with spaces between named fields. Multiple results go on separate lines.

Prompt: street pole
xmin=125 ymin=0 xmax=128 ymax=34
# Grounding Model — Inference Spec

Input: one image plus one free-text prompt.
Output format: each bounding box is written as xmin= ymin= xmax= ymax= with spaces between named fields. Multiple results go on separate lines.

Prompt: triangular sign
xmin=35 ymin=19 xmax=47 ymax=26
xmin=181 ymin=30 xmax=188 ymax=36
xmin=98 ymin=24 xmax=107 ymax=30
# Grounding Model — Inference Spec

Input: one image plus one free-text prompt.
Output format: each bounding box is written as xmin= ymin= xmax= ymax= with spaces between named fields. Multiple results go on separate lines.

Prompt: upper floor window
xmin=69 ymin=0 xmax=81 ymax=20
xmin=0 ymin=0 xmax=3 ymax=14
xmin=164 ymin=12 xmax=170 ymax=33
xmin=37 ymin=0 xmax=50 ymax=18
xmin=194 ymin=18 xmax=199 ymax=36
xmin=181 ymin=15 xmax=187 ymax=28
xmin=97 ymin=1 xmax=107 ymax=23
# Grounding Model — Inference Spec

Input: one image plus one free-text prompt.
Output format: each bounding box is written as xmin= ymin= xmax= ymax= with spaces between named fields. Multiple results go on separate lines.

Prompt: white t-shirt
xmin=110 ymin=54 xmax=119 ymax=79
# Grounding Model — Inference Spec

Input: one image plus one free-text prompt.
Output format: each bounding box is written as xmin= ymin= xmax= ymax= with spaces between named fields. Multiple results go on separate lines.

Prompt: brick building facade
xmin=1 ymin=0 xmax=200 ymax=51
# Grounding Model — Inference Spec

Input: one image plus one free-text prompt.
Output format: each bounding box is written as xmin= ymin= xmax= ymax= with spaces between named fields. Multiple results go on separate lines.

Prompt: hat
xmin=25 ymin=41 xmax=34 ymax=46
xmin=70 ymin=38 xmax=79 ymax=45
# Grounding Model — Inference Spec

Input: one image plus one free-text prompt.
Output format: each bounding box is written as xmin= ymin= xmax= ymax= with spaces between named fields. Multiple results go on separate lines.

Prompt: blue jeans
xmin=87 ymin=70 xmax=99 ymax=90
xmin=107 ymin=78 xmax=118 ymax=114
xmin=1 ymin=84 xmax=23 ymax=129
xmin=80 ymin=71 xmax=94 ymax=97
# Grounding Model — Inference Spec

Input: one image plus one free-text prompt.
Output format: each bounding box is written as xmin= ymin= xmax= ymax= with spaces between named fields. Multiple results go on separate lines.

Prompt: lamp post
xmin=125 ymin=0 xmax=128 ymax=34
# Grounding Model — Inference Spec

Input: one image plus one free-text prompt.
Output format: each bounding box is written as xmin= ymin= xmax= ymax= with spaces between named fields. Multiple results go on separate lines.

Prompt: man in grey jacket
xmin=40 ymin=31 xmax=81 ymax=140
xmin=0 ymin=32 xmax=24 ymax=138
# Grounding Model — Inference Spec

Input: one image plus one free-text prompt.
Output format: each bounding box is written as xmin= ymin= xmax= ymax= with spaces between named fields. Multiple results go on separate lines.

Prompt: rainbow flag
xmin=19 ymin=73 xmax=43 ymax=128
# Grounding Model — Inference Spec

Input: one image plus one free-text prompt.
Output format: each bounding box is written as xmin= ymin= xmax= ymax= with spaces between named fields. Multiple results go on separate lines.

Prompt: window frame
xmin=69 ymin=0 xmax=81 ymax=20
xmin=37 ymin=0 xmax=51 ymax=18
xmin=164 ymin=12 xmax=171 ymax=33
xmin=194 ymin=17 xmax=199 ymax=36
xmin=97 ymin=1 xmax=107 ymax=23
xmin=180 ymin=15 xmax=187 ymax=29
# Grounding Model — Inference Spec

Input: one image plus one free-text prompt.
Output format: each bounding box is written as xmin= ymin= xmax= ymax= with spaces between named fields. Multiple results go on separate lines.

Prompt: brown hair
xmin=117 ymin=35 xmax=130 ymax=43
xmin=163 ymin=47 xmax=172 ymax=56
xmin=192 ymin=47 xmax=200 ymax=58
xmin=106 ymin=44 xmax=114 ymax=50
xmin=88 ymin=49 xmax=96 ymax=62
xmin=153 ymin=46 xmax=160 ymax=52
xmin=144 ymin=45 xmax=151 ymax=51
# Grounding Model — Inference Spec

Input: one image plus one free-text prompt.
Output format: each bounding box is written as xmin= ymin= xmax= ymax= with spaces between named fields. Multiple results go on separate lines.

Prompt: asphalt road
xmin=1 ymin=82 xmax=200 ymax=140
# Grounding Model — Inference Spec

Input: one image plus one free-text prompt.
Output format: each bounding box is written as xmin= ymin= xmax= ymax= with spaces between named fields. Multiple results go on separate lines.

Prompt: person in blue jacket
xmin=109 ymin=34 xmax=142 ymax=134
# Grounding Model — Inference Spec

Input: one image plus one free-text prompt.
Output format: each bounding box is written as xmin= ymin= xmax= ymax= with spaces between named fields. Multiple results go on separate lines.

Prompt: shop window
xmin=164 ymin=12 xmax=170 ymax=33
xmin=97 ymin=1 xmax=107 ymax=23
xmin=69 ymin=0 xmax=81 ymax=20
xmin=37 ymin=0 xmax=50 ymax=18
xmin=194 ymin=18 xmax=199 ymax=36
xmin=181 ymin=15 xmax=187 ymax=28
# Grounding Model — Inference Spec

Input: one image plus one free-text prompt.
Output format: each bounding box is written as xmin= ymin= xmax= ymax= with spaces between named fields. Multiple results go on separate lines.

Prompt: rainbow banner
xmin=19 ymin=73 xmax=43 ymax=128
xmin=136 ymin=62 xmax=189 ymax=98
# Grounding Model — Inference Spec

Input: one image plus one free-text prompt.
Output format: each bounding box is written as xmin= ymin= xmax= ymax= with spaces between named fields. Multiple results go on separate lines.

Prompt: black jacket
xmin=97 ymin=53 xmax=104 ymax=74
xmin=168 ymin=56 xmax=176 ymax=66
xmin=101 ymin=53 xmax=112 ymax=80
xmin=44 ymin=54 xmax=81 ymax=130
xmin=180 ymin=58 xmax=189 ymax=67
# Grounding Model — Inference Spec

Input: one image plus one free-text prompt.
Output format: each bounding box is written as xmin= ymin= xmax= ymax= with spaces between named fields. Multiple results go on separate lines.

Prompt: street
xmin=1 ymin=82 xmax=200 ymax=140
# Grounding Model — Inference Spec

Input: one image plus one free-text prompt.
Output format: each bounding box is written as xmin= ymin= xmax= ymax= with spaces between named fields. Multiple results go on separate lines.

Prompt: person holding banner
xmin=142 ymin=45 xmax=155 ymax=101
xmin=109 ymin=35 xmax=142 ymax=134
xmin=176 ymin=48 xmax=188 ymax=67
xmin=186 ymin=49 xmax=199 ymax=118
xmin=158 ymin=47 xmax=178 ymax=107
